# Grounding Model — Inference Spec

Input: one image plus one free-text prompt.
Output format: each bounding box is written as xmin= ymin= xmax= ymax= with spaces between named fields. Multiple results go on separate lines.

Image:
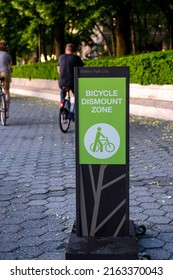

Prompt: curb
xmin=130 ymin=84 xmax=173 ymax=121
xmin=11 ymin=78 xmax=59 ymax=101
xmin=11 ymin=78 xmax=173 ymax=121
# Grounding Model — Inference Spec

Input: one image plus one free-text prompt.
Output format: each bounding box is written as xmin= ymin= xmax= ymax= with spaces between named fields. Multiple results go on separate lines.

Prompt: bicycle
xmin=0 ymin=76 xmax=6 ymax=126
xmin=90 ymin=137 xmax=115 ymax=152
xmin=59 ymin=87 xmax=75 ymax=133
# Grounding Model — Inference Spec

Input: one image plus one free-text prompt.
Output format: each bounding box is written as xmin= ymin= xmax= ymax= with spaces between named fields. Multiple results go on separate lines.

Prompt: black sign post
xmin=66 ymin=67 xmax=138 ymax=259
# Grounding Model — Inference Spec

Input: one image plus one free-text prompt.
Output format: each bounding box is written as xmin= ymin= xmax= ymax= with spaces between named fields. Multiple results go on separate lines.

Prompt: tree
xmin=0 ymin=0 xmax=30 ymax=64
xmin=36 ymin=0 xmax=66 ymax=58
xmin=0 ymin=0 xmax=171 ymax=64
xmin=12 ymin=0 xmax=50 ymax=62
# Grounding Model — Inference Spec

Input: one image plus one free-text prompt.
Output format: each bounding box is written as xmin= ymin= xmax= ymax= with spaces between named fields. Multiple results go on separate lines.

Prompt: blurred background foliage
xmin=1 ymin=0 xmax=173 ymax=64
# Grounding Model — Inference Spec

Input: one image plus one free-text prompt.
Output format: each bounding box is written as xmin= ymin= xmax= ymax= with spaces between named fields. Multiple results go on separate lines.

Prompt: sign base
xmin=66 ymin=221 xmax=138 ymax=260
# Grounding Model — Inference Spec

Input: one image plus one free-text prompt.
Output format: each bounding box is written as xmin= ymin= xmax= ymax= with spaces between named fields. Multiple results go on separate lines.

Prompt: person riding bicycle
xmin=57 ymin=43 xmax=84 ymax=102
xmin=0 ymin=40 xmax=12 ymax=118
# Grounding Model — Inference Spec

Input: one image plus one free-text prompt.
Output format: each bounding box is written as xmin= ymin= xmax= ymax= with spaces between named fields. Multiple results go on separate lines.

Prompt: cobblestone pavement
xmin=0 ymin=95 xmax=173 ymax=260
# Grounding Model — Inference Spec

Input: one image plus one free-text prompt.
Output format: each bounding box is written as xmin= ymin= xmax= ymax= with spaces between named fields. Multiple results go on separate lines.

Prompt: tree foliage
xmin=0 ymin=0 xmax=172 ymax=64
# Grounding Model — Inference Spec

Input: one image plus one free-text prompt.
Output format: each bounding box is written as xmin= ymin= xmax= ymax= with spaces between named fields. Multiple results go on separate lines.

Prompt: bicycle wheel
xmin=59 ymin=108 xmax=70 ymax=133
xmin=0 ymin=94 xmax=6 ymax=126
xmin=90 ymin=142 xmax=99 ymax=152
xmin=105 ymin=142 xmax=115 ymax=152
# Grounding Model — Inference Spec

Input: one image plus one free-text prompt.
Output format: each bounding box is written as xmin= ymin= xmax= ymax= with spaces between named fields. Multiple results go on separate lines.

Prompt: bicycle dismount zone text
xmin=81 ymin=89 xmax=123 ymax=113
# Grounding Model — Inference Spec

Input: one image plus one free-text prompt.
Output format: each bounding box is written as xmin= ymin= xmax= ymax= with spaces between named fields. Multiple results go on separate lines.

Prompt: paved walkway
xmin=0 ymin=95 xmax=173 ymax=260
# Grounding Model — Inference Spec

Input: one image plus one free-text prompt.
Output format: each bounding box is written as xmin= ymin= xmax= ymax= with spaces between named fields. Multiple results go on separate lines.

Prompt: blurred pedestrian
xmin=0 ymin=40 xmax=12 ymax=118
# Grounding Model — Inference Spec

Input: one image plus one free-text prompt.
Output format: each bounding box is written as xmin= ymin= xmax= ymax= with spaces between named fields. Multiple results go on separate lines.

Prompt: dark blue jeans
xmin=60 ymin=88 xmax=67 ymax=101
xmin=60 ymin=86 xmax=74 ymax=101
xmin=60 ymin=88 xmax=75 ymax=115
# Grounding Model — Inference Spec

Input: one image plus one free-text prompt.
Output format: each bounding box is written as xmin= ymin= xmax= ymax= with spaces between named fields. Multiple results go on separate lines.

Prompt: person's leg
xmin=4 ymin=89 xmax=10 ymax=116
xmin=60 ymin=88 xmax=66 ymax=101
xmin=3 ymin=73 xmax=10 ymax=117
xmin=70 ymin=88 xmax=75 ymax=114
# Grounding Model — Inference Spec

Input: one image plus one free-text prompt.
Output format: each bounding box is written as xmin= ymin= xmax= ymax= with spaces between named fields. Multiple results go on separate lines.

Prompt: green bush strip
xmin=12 ymin=51 xmax=173 ymax=85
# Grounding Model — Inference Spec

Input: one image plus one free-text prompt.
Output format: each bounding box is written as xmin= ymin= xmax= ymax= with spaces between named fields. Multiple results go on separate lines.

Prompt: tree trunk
xmin=11 ymin=48 xmax=16 ymax=66
xmin=111 ymin=29 xmax=116 ymax=56
xmin=54 ymin=22 xmax=65 ymax=59
xmin=37 ymin=24 xmax=42 ymax=62
xmin=110 ymin=16 xmax=116 ymax=56
xmin=131 ymin=28 xmax=136 ymax=54
xmin=42 ymin=28 xmax=47 ymax=61
xmin=116 ymin=2 xmax=131 ymax=56
xmin=167 ymin=21 xmax=173 ymax=49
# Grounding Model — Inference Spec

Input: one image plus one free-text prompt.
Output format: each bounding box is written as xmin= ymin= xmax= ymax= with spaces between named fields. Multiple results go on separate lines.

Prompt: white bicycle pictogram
xmin=84 ymin=123 xmax=120 ymax=160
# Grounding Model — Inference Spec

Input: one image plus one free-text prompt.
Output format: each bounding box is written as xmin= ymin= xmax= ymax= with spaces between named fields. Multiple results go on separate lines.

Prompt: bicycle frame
xmin=59 ymin=90 xmax=75 ymax=133
xmin=100 ymin=137 xmax=109 ymax=145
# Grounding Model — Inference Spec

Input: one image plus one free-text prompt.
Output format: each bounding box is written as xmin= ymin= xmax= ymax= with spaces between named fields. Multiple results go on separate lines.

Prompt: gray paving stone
xmin=21 ymin=220 xmax=46 ymax=231
xmin=158 ymin=233 xmax=173 ymax=243
xmin=40 ymin=231 xmax=67 ymax=242
xmin=0 ymin=242 xmax=20 ymax=253
xmin=29 ymin=188 xmax=49 ymax=195
xmin=130 ymin=213 xmax=149 ymax=221
xmin=140 ymin=202 xmax=161 ymax=209
xmin=8 ymin=203 xmax=29 ymax=211
xmin=28 ymin=200 xmax=48 ymax=206
xmin=152 ymin=224 xmax=173 ymax=233
xmin=11 ymin=197 xmax=30 ymax=204
xmin=143 ymin=209 xmax=165 ymax=216
xmin=165 ymin=212 xmax=173 ymax=219
xmin=160 ymin=205 xmax=173 ymax=212
xmin=147 ymin=216 xmax=172 ymax=224
xmin=19 ymin=236 xmax=44 ymax=247
xmin=15 ymin=246 xmax=44 ymax=259
xmin=39 ymin=241 xmax=65 ymax=252
xmin=2 ymin=215 xmax=27 ymax=225
xmin=144 ymin=248 xmax=171 ymax=260
xmin=0 ymin=224 xmax=22 ymax=233
xmin=20 ymin=227 xmax=47 ymax=237
xmin=0 ymin=232 xmax=23 ymax=243
xmin=37 ymin=252 xmax=65 ymax=260
xmin=0 ymin=253 xmax=17 ymax=260
xmin=136 ymin=196 xmax=157 ymax=203
xmin=164 ymin=243 xmax=173 ymax=254
xmin=0 ymin=201 xmax=10 ymax=207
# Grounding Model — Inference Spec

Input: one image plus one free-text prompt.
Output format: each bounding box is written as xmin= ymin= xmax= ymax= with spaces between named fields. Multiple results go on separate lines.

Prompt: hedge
xmin=12 ymin=61 xmax=58 ymax=80
xmin=12 ymin=50 xmax=173 ymax=85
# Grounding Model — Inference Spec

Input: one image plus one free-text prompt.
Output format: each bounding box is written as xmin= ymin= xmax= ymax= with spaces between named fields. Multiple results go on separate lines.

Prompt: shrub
xmin=12 ymin=51 xmax=173 ymax=85
xmin=13 ymin=60 xmax=58 ymax=80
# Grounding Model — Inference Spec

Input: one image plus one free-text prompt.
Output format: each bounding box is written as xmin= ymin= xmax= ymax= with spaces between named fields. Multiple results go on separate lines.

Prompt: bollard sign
xmin=75 ymin=67 xmax=129 ymax=238
xmin=78 ymin=76 xmax=126 ymax=165
xmin=66 ymin=67 xmax=138 ymax=259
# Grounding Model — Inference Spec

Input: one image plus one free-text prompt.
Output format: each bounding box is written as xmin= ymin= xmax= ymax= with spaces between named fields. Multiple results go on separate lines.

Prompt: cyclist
xmin=57 ymin=43 xmax=84 ymax=101
xmin=0 ymin=40 xmax=12 ymax=118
